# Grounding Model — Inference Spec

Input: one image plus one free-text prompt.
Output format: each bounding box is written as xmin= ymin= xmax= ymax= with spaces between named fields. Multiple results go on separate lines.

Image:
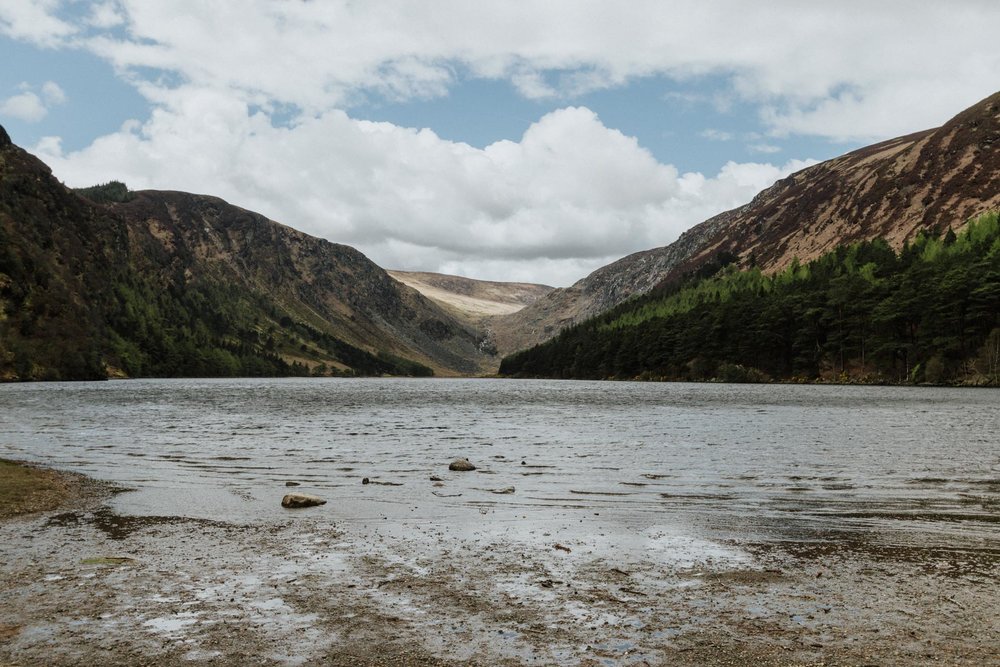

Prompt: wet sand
xmin=1 ymin=483 xmax=998 ymax=666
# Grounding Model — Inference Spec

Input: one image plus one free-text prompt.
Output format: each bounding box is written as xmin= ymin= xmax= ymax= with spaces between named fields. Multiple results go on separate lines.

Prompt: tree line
xmin=500 ymin=212 xmax=1000 ymax=385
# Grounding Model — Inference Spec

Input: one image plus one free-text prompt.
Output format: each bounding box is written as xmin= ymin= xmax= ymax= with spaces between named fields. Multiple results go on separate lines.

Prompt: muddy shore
xmin=1 ymin=462 xmax=998 ymax=666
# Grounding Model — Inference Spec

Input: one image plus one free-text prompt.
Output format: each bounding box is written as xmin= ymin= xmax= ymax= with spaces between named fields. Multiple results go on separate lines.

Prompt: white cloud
xmin=87 ymin=1 xmax=125 ymax=29
xmin=41 ymin=81 xmax=66 ymax=105
xmin=36 ymin=97 xmax=812 ymax=285
xmin=6 ymin=2 xmax=999 ymax=140
xmin=0 ymin=91 xmax=47 ymax=122
xmin=700 ymin=129 xmax=734 ymax=142
xmin=748 ymin=143 xmax=781 ymax=154
xmin=5 ymin=2 xmax=997 ymax=284
xmin=0 ymin=81 xmax=67 ymax=123
xmin=0 ymin=0 xmax=75 ymax=46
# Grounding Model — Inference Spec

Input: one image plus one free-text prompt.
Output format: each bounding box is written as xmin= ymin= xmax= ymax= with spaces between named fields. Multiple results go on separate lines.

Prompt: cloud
xmin=700 ymin=129 xmax=734 ymax=142
xmin=5 ymin=2 xmax=994 ymax=284
xmin=0 ymin=81 xmax=66 ymax=123
xmin=36 ymin=96 xmax=813 ymax=285
xmin=86 ymin=1 xmax=125 ymax=29
xmin=6 ymin=1 xmax=996 ymax=141
xmin=0 ymin=0 xmax=1000 ymax=139
xmin=0 ymin=92 xmax=47 ymax=122
xmin=747 ymin=143 xmax=781 ymax=154
xmin=41 ymin=81 xmax=66 ymax=105
xmin=0 ymin=0 xmax=75 ymax=46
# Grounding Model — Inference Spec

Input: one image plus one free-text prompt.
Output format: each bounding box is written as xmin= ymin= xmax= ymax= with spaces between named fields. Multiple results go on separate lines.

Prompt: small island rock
xmin=281 ymin=492 xmax=327 ymax=508
xmin=448 ymin=458 xmax=476 ymax=472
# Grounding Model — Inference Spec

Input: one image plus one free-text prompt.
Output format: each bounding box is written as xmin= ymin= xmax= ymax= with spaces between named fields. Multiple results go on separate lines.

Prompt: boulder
xmin=448 ymin=458 xmax=476 ymax=472
xmin=281 ymin=492 xmax=326 ymax=508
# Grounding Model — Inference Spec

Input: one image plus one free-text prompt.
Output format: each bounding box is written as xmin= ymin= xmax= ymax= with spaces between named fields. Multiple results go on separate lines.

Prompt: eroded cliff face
xmin=491 ymin=91 xmax=1000 ymax=358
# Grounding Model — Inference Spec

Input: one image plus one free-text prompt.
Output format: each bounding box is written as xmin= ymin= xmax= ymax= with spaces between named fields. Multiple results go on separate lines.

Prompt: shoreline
xmin=1 ymin=462 xmax=998 ymax=665
xmin=3 ymin=374 xmax=1000 ymax=388
xmin=0 ymin=459 xmax=116 ymax=521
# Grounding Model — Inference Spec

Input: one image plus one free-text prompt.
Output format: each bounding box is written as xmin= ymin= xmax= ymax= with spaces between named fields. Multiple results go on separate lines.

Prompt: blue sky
xmin=1 ymin=2 xmax=997 ymax=286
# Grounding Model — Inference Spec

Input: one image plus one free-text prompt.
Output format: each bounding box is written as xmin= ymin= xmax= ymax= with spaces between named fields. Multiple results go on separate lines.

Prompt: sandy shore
xmin=1 ymin=464 xmax=998 ymax=666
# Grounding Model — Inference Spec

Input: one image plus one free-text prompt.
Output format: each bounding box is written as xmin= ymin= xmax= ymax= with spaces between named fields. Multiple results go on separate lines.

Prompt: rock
xmin=285 ymin=481 xmax=300 ymax=487
xmin=448 ymin=458 xmax=476 ymax=472
xmin=281 ymin=492 xmax=326 ymax=508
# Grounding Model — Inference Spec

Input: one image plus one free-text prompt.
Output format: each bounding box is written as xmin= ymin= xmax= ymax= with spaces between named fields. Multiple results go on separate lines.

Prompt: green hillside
xmin=500 ymin=212 xmax=1000 ymax=386
xmin=0 ymin=135 xmax=434 ymax=381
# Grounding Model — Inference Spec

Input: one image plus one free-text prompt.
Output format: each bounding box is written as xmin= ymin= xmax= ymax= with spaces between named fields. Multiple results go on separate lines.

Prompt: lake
xmin=2 ymin=378 xmax=998 ymax=665
xmin=2 ymin=378 xmax=997 ymax=549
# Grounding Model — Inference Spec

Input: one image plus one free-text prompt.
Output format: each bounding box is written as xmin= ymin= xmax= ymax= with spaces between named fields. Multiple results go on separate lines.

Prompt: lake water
xmin=2 ymin=378 xmax=998 ymax=556
xmin=3 ymin=378 xmax=1000 ymax=665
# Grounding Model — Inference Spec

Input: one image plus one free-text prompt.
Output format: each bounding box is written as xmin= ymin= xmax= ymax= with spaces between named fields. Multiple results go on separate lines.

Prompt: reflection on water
xmin=1 ymin=378 xmax=998 ymax=551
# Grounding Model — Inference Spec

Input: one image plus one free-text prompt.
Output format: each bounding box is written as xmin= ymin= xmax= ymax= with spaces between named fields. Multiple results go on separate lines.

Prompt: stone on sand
xmin=281 ymin=492 xmax=326 ymax=508
xmin=448 ymin=458 xmax=476 ymax=472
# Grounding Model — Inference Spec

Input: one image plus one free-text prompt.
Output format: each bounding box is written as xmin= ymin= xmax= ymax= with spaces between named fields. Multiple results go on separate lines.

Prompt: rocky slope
xmin=0 ymin=126 xmax=492 ymax=379
xmin=493 ymin=90 xmax=1000 ymax=356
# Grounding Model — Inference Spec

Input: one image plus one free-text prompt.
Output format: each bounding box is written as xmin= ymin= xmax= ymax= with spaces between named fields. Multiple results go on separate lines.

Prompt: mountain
xmin=492 ymin=91 xmax=1000 ymax=356
xmin=0 ymin=125 xmax=492 ymax=380
xmin=388 ymin=271 xmax=552 ymax=318
xmin=388 ymin=270 xmax=552 ymax=355
xmin=499 ymin=211 xmax=1000 ymax=385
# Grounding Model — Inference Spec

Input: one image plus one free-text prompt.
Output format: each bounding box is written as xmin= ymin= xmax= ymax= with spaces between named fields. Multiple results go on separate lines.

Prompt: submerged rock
xmin=285 ymin=481 xmax=300 ymax=487
xmin=491 ymin=487 xmax=515 ymax=494
xmin=280 ymin=492 xmax=326 ymax=508
xmin=448 ymin=458 xmax=476 ymax=472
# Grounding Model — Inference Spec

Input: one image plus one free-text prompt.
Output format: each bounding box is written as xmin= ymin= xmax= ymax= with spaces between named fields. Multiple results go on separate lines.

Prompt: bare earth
xmin=1 ymin=467 xmax=998 ymax=666
xmin=388 ymin=271 xmax=553 ymax=319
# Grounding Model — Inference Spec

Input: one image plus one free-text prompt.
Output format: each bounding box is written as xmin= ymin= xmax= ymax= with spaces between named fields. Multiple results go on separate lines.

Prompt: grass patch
xmin=0 ymin=459 xmax=73 ymax=519
xmin=80 ymin=556 xmax=135 ymax=566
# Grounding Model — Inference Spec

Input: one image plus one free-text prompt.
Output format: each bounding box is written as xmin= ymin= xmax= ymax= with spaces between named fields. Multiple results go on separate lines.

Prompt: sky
xmin=1 ymin=2 xmax=998 ymax=287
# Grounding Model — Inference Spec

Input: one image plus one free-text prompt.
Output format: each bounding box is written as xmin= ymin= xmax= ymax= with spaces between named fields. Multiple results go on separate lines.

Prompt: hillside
xmin=388 ymin=270 xmax=552 ymax=355
xmin=500 ymin=212 xmax=1000 ymax=385
xmin=492 ymin=91 xmax=1000 ymax=357
xmin=0 ymin=126 xmax=492 ymax=380
xmin=388 ymin=271 xmax=552 ymax=318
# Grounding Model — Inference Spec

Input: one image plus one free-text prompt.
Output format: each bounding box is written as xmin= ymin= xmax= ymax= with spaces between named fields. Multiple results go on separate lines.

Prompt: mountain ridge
xmin=491 ymin=91 xmax=1000 ymax=357
xmin=0 ymin=130 xmax=493 ymax=380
